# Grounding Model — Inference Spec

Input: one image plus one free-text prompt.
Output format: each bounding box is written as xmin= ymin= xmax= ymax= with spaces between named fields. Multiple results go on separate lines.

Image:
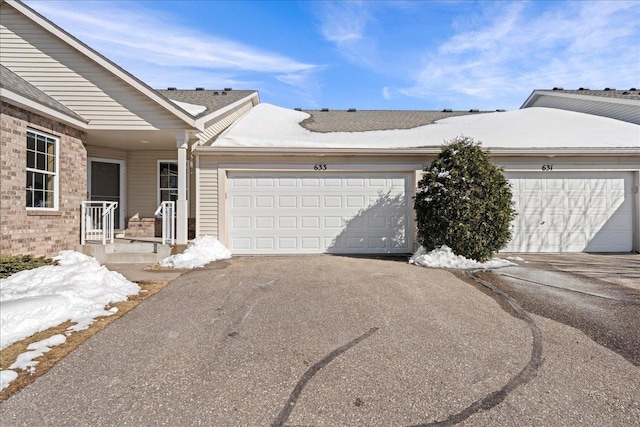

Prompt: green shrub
xmin=0 ymin=255 xmax=56 ymax=279
xmin=414 ymin=136 xmax=516 ymax=261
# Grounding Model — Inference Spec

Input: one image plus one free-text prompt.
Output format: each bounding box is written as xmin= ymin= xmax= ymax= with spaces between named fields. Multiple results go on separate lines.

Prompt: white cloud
xmin=26 ymin=1 xmax=317 ymax=74
xmin=398 ymin=1 xmax=640 ymax=109
xmin=315 ymin=1 xmax=379 ymax=68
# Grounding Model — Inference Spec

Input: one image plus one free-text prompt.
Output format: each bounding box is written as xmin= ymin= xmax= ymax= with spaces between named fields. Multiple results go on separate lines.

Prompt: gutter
xmin=194 ymin=146 xmax=640 ymax=157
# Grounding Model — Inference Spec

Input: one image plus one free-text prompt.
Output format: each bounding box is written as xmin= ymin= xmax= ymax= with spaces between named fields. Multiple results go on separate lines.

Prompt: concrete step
xmin=75 ymin=242 xmax=172 ymax=264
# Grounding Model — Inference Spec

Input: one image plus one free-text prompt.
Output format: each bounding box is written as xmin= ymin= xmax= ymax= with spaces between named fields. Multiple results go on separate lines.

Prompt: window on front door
xmin=159 ymin=162 xmax=178 ymax=204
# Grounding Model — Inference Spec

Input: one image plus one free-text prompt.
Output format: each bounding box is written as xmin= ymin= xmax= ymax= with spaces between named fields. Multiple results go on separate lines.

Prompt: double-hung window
xmin=26 ymin=129 xmax=58 ymax=210
xmin=158 ymin=161 xmax=178 ymax=204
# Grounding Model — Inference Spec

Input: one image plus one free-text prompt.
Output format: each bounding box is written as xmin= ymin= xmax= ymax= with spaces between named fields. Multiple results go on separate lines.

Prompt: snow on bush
xmin=159 ymin=236 xmax=231 ymax=269
xmin=0 ymin=251 xmax=140 ymax=350
xmin=409 ymin=245 xmax=514 ymax=269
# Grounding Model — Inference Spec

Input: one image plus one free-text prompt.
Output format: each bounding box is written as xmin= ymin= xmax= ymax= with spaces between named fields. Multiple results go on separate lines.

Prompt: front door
xmin=88 ymin=158 xmax=125 ymax=229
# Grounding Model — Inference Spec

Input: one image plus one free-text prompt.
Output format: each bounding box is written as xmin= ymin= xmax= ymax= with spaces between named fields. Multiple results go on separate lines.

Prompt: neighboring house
xmin=1 ymin=0 xmax=638 ymax=258
xmin=522 ymin=87 xmax=640 ymax=124
xmin=0 ymin=0 xmax=258 ymax=257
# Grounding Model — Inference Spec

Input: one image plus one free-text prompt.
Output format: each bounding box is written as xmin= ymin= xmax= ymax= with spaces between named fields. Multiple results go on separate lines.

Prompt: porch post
xmin=176 ymin=130 xmax=189 ymax=244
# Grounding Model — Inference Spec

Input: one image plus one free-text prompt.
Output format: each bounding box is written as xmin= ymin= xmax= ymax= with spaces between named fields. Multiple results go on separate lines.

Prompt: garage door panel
xmin=228 ymin=172 xmax=412 ymax=254
xmin=505 ymin=172 xmax=633 ymax=253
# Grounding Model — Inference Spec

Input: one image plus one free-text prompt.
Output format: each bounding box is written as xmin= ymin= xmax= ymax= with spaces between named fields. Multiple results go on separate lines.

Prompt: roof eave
xmin=194 ymin=92 xmax=260 ymax=130
xmin=1 ymin=87 xmax=88 ymax=130
xmin=194 ymin=146 xmax=640 ymax=157
xmin=522 ymin=90 xmax=640 ymax=108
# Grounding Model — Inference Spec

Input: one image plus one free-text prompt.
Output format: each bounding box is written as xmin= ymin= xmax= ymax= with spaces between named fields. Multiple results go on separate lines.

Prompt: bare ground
xmin=0 ymin=279 xmax=171 ymax=402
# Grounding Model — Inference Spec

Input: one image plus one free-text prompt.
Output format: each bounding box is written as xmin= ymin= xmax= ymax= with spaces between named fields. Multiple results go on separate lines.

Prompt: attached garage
xmin=226 ymin=171 xmax=413 ymax=254
xmin=504 ymin=171 xmax=635 ymax=252
xmin=195 ymin=103 xmax=639 ymax=255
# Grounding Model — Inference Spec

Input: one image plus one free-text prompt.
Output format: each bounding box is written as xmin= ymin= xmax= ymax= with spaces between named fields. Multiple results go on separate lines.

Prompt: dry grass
xmin=0 ymin=280 xmax=171 ymax=402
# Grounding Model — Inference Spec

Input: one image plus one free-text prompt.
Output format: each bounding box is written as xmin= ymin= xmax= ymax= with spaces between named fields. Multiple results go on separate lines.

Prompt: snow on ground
xmin=409 ymin=245 xmax=515 ymax=269
xmin=160 ymin=236 xmax=231 ymax=269
xmin=0 ymin=251 xmax=140 ymax=350
xmin=0 ymin=370 xmax=17 ymax=392
xmin=9 ymin=334 xmax=67 ymax=373
xmin=0 ymin=252 xmax=140 ymax=391
xmin=213 ymin=103 xmax=640 ymax=149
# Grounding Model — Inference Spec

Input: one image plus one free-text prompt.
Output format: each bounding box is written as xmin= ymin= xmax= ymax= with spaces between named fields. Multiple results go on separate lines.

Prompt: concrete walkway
xmin=1 ymin=256 xmax=638 ymax=426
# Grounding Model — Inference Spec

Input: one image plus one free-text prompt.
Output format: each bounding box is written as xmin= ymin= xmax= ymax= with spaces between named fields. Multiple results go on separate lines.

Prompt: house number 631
xmin=542 ymin=164 xmax=553 ymax=171
xmin=314 ymin=164 xmax=327 ymax=171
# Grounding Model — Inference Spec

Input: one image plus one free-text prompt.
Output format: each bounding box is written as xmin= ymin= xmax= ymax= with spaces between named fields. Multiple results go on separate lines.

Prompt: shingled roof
xmin=156 ymin=89 xmax=257 ymax=118
xmin=542 ymin=88 xmax=640 ymax=101
xmin=0 ymin=65 xmax=86 ymax=123
xmin=298 ymin=109 xmax=494 ymax=133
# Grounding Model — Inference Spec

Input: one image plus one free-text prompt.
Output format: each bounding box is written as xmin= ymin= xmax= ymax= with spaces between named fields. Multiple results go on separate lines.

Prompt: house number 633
xmin=314 ymin=164 xmax=327 ymax=171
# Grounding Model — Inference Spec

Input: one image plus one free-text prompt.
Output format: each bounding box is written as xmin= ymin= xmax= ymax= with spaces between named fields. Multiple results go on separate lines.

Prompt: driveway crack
xmin=271 ymin=327 xmax=379 ymax=427
xmin=409 ymin=268 xmax=543 ymax=427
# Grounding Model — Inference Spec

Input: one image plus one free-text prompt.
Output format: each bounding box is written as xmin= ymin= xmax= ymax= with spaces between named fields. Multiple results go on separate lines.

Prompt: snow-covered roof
xmin=169 ymin=99 xmax=207 ymax=116
xmin=212 ymin=103 xmax=640 ymax=150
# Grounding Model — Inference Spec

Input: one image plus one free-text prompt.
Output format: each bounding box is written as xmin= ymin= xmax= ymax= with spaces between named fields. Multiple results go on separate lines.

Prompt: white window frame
xmin=26 ymin=128 xmax=59 ymax=211
xmin=157 ymin=160 xmax=179 ymax=207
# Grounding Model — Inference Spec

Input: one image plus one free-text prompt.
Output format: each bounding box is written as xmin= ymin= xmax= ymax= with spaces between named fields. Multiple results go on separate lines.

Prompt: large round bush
xmin=414 ymin=136 xmax=516 ymax=261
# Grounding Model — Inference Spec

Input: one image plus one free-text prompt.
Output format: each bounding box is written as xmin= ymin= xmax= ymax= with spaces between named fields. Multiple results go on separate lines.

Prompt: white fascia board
xmin=521 ymin=90 xmax=640 ymax=108
xmin=194 ymin=92 xmax=260 ymax=130
xmin=194 ymin=146 xmax=640 ymax=157
xmin=8 ymin=0 xmax=197 ymax=129
xmin=0 ymin=87 xmax=88 ymax=130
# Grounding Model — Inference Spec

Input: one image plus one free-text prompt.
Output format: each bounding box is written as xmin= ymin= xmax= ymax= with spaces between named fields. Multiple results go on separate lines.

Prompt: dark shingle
xmin=156 ymin=89 xmax=257 ymax=118
xmin=548 ymin=88 xmax=640 ymax=101
xmin=0 ymin=65 xmax=86 ymax=122
xmin=299 ymin=109 xmax=491 ymax=133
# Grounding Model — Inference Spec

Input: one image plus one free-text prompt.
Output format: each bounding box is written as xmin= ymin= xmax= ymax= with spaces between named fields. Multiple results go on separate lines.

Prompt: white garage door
xmin=504 ymin=172 xmax=634 ymax=252
xmin=227 ymin=172 xmax=412 ymax=254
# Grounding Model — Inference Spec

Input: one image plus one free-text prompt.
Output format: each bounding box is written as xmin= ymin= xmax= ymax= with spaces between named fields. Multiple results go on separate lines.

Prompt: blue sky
xmin=26 ymin=0 xmax=640 ymax=111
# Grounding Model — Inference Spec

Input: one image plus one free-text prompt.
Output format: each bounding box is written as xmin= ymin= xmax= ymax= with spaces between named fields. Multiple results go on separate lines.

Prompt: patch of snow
xmin=212 ymin=103 xmax=639 ymax=149
xmin=0 ymin=251 xmax=140 ymax=349
xmin=9 ymin=334 xmax=67 ymax=373
xmin=506 ymin=256 xmax=525 ymax=262
xmin=0 ymin=370 xmax=18 ymax=391
xmin=409 ymin=245 xmax=514 ymax=269
xmin=159 ymin=236 xmax=231 ymax=269
xmin=437 ymin=171 xmax=451 ymax=178
xmin=170 ymin=99 xmax=207 ymax=116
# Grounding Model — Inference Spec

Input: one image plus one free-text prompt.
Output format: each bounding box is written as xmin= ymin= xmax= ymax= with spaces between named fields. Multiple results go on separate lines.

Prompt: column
xmin=176 ymin=130 xmax=189 ymax=244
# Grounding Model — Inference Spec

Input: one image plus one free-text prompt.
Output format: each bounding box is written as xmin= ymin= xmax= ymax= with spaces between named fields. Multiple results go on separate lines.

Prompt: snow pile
xmin=159 ymin=236 xmax=231 ymax=269
xmin=0 ymin=370 xmax=17 ymax=392
xmin=9 ymin=334 xmax=67 ymax=373
xmin=0 ymin=251 xmax=140 ymax=350
xmin=409 ymin=245 xmax=514 ymax=269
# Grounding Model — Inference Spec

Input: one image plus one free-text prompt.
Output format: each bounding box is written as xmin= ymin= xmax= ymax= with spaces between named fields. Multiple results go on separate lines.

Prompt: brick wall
xmin=1 ymin=101 xmax=87 ymax=257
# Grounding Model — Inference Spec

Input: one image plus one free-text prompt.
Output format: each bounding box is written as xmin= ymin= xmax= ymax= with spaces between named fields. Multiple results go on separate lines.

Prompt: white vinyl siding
xmin=128 ymin=151 xmax=176 ymax=217
xmin=0 ymin=5 xmax=188 ymax=130
xmin=528 ymin=95 xmax=640 ymax=124
xmin=505 ymin=172 xmax=634 ymax=252
xmin=197 ymin=157 xmax=219 ymax=237
xmin=198 ymin=100 xmax=253 ymax=145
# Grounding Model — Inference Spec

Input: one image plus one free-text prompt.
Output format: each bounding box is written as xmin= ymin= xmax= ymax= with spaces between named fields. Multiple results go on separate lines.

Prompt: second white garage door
xmin=227 ymin=172 xmax=412 ymax=254
xmin=504 ymin=171 xmax=634 ymax=252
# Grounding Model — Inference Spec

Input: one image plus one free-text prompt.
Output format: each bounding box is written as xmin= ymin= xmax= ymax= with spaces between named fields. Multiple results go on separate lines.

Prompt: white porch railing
xmin=81 ymin=201 xmax=117 ymax=244
xmin=154 ymin=201 xmax=175 ymax=245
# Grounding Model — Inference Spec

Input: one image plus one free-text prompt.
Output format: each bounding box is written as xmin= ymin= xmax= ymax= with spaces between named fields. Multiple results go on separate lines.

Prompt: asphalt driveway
xmin=1 ymin=255 xmax=638 ymax=426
